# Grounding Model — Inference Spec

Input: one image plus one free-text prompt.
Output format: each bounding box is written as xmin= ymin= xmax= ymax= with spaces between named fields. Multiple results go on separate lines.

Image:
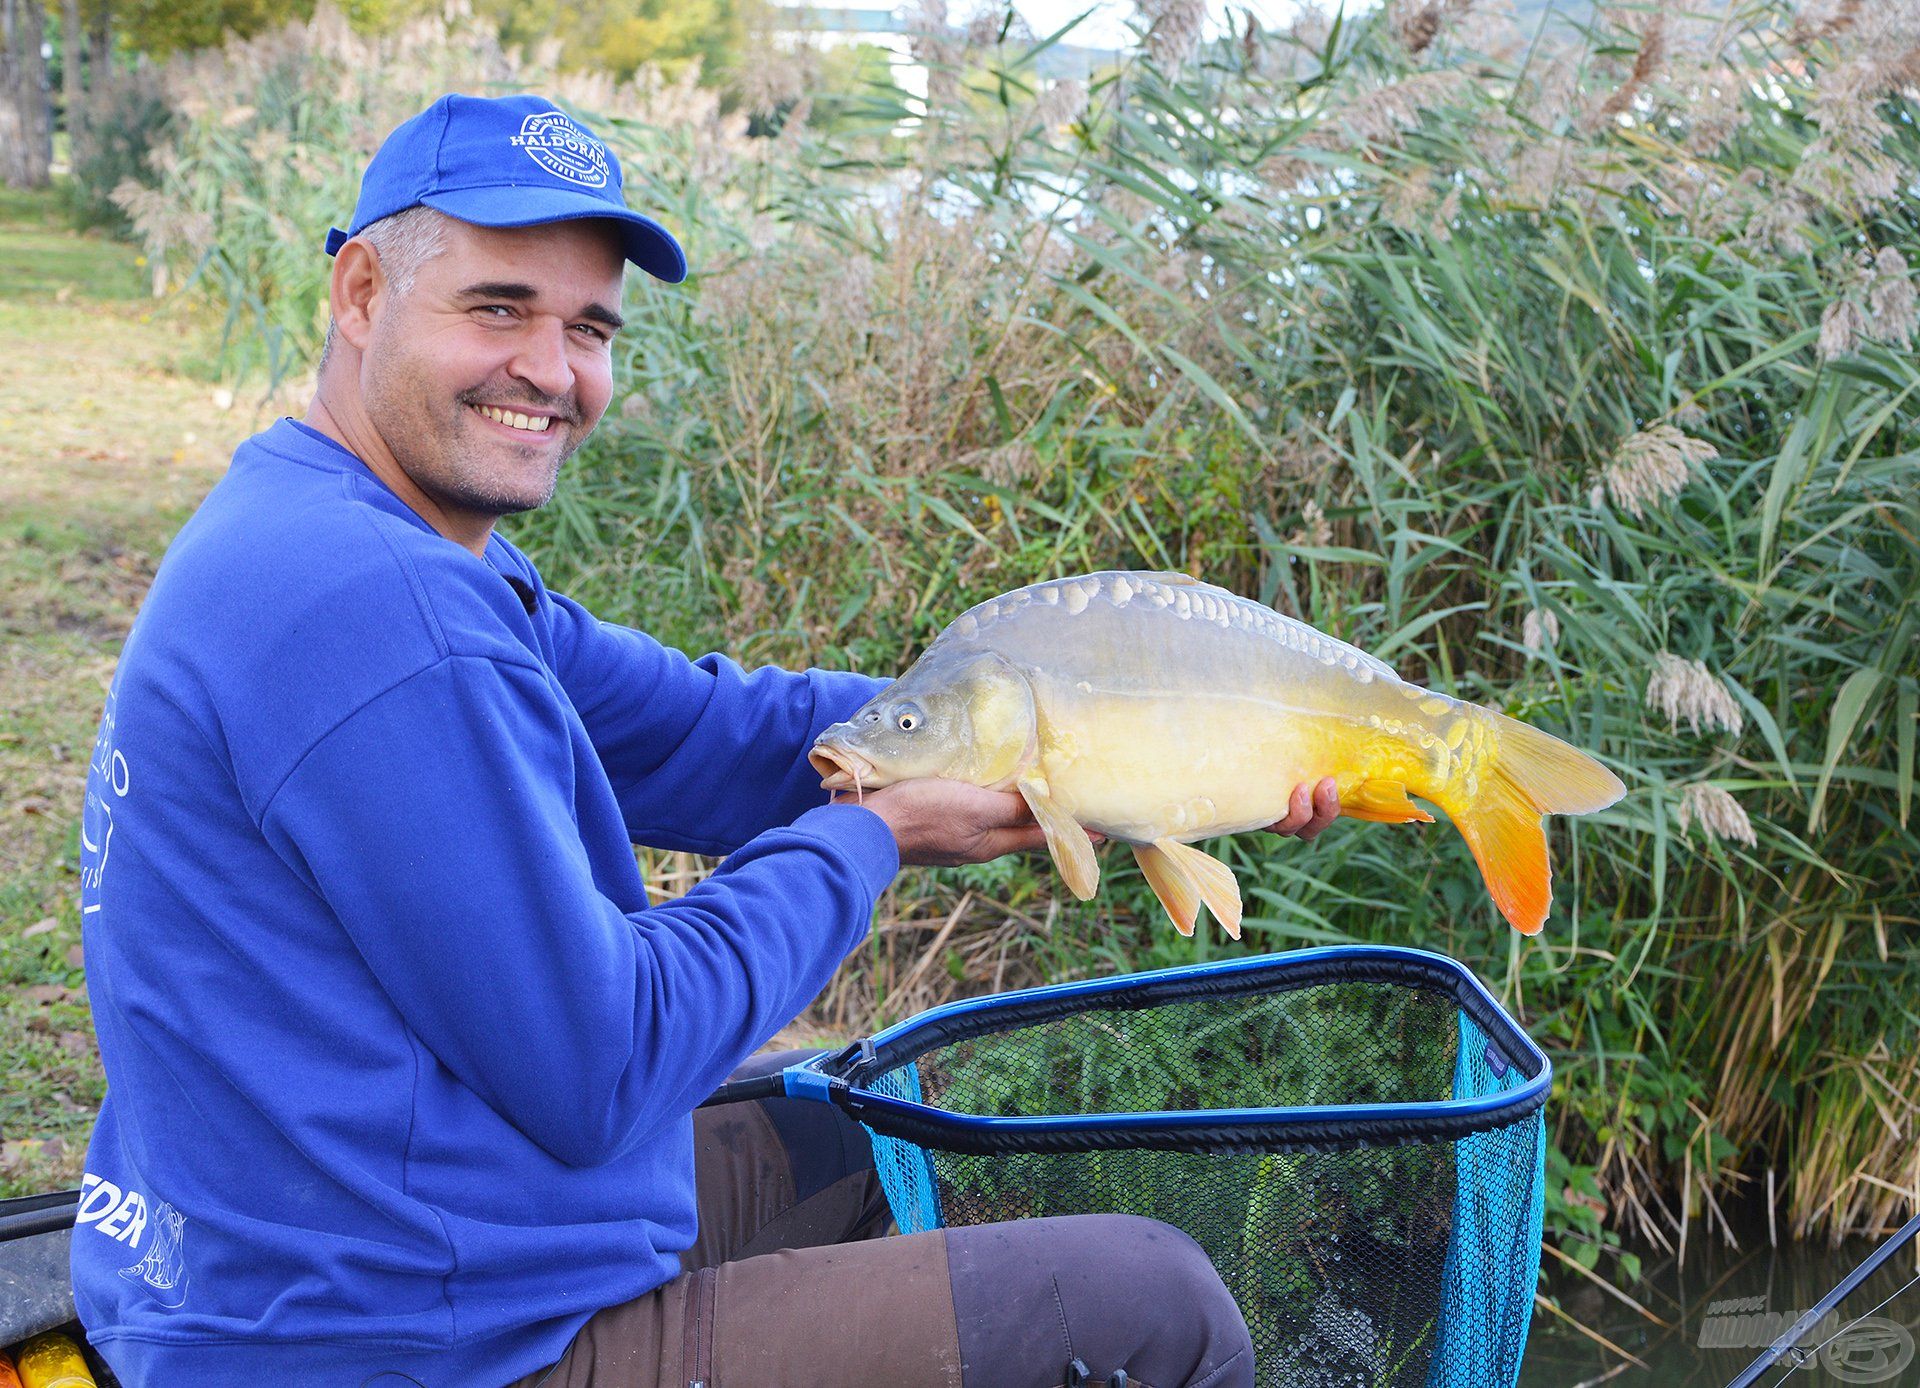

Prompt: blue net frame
xmin=793 ymin=945 xmax=1550 ymax=1388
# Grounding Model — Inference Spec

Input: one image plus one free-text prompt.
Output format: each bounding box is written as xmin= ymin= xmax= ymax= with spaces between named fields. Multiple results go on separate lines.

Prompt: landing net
xmin=799 ymin=946 xmax=1548 ymax=1388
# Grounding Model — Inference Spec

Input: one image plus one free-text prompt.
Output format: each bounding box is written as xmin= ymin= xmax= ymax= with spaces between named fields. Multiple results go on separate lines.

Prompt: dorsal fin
xmin=1268 ymin=608 xmax=1400 ymax=681
xmin=934 ymin=572 xmax=1404 ymax=685
xmin=1117 ymin=569 xmax=1203 ymax=586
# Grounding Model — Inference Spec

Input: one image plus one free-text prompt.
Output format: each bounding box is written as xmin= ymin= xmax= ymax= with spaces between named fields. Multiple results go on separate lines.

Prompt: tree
xmin=60 ymin=0 xmax=78 ymax=117
xmin=474 ymin=0 xmax=756 ymax=85
xmin=87 ymin=0 xmax=107 ymax=82
xmin=815 ymin=40 xmax=906 ymax=124
xmin=593 ymin=0 xmax=747 ymax=83
xmin=114 ymin=0 xmax=310 ymax=59
xmin=1 ymin=0 xmax=54 ymax=187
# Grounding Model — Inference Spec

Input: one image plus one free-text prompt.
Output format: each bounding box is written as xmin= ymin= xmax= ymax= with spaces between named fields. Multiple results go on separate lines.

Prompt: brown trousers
xmin=508 ymin=1052 xmax=1254 ymax=1388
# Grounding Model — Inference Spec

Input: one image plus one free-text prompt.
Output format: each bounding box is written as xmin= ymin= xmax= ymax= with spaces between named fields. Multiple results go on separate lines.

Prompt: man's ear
xmin=330 ymin=239 xmax=386 ymax=352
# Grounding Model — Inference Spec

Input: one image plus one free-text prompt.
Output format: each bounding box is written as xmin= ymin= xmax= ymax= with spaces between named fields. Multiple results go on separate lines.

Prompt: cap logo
xmin=509 ymin=110 xmax=609 ymax=189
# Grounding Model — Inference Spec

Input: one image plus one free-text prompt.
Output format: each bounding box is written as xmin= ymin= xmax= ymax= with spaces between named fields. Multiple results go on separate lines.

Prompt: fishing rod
xmin=1723 ymin=1208 xmax=1920 ymax=1388
xmin=0 ymin=1188 xmax=80 ymax=1242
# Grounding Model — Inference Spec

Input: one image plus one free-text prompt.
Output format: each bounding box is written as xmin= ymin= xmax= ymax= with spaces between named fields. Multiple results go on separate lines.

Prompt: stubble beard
xmin=364 ymin=350 xmax=588 ymax=521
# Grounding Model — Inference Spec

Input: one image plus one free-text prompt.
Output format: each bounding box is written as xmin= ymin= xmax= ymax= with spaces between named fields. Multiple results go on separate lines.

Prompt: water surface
xmin=1521 ymin=1224 xmax=1920 ymax=1387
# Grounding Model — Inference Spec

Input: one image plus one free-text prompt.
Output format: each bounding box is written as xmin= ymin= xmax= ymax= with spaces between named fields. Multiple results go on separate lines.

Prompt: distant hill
xmin=1507 ymin=0 xmax=1599 ymax=30
xmin=1506 ymin=0 xmax=1733 ymax=29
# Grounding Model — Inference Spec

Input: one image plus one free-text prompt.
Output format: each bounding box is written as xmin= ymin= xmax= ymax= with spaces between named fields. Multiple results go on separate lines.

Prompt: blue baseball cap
xmin=325 ymin=93 xmax=686 ymax=284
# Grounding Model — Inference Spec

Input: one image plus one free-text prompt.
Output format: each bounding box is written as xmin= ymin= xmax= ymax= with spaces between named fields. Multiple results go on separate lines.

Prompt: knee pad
xmin=948 ymin=1213 xmax=1254 ymax=1388
xmin=1088 ymin=1215 xmax=1251 ymax=1382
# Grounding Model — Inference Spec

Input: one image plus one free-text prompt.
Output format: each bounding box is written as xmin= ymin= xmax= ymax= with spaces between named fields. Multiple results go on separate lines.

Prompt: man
xmin=72 ymin=94 xmax=1338 ymax=1386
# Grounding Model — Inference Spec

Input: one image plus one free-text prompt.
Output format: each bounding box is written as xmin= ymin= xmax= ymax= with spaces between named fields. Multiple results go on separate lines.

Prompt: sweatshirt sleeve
xmin=545 ymin=592 xmax=888 ymax=855
xmin=258 ymin=654 xmax=899 ymax=1168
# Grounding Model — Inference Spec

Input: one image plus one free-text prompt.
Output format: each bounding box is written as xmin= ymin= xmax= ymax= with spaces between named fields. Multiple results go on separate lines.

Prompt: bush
xmin=65 ymin=63 xmax=171 ymax=235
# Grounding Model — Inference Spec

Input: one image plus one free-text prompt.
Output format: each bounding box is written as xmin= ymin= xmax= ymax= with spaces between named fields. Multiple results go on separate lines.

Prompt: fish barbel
xmin=809 ymin=571 xmax=1624 ymax=937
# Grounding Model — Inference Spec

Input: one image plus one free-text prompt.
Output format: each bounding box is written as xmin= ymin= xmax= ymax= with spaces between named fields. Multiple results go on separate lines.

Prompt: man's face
xmin=359 ymin=217 xmax=626 ymax=520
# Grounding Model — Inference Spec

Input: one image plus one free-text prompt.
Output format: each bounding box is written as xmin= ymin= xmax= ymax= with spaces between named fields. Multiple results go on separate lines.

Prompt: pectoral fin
xmin=1018 ymin=778 xmax=1099 ymax=900
xmin=1150 ymin=837 xmax=1244 ymax=940
xmin=1341 ymin=779 xmax=1437 ymax=825
xmin=1132 ymin=843 xmax=1200 ymax=937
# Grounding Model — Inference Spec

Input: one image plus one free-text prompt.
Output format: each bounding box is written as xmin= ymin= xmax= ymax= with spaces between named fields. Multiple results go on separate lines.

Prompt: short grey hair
xmin=318 ymin=205 xmax=454 ymax=368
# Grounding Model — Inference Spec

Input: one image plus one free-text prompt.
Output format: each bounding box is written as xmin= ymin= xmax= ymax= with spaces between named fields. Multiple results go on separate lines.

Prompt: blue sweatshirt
xmin=71 ymin=419 xmax=898 ymax=1386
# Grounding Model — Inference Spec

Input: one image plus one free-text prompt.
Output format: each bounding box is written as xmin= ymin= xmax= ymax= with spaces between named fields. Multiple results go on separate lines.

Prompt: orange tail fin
xmin=1452 ymin=712 xmax=1625 ymax=934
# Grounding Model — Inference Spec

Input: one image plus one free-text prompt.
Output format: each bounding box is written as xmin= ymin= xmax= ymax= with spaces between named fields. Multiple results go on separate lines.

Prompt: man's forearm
xmin=550 ymin=589 xmax=890 ymax=851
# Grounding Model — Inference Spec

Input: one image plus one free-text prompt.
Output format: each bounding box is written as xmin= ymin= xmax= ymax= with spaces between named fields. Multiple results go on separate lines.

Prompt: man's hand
xmin=833 ymin=780 xmax=1061 ymax=867
xmin=1268 ymin=776 xmax=1339 ymax=843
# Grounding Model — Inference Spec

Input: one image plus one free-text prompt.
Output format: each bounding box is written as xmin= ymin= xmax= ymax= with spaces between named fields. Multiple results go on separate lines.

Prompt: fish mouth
xmin=808 ymin=742 xmax=876 ymax=792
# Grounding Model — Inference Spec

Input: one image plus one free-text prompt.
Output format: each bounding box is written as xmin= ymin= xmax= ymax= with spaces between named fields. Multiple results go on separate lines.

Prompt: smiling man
xmin=310 ymin=210 xmax=626 ymax=544
xmin=71 ymin=94 xmax=1335 ymax=1387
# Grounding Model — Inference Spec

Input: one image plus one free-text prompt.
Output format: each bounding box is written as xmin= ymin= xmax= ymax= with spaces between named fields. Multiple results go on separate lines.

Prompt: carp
xmin=809 ymin=571 xmax=1624 ymax=937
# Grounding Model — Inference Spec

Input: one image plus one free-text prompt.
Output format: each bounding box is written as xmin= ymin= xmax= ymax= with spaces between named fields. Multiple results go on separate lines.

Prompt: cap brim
xmin=422 ymin=186 xmax=688 ymax=284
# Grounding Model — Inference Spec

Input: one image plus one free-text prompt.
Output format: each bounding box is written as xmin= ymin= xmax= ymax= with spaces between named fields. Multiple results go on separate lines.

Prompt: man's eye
xmin=572 ymin=323 xmax=609 ymax=342
xmin=477 ymin=305 xmax=514 ymax=319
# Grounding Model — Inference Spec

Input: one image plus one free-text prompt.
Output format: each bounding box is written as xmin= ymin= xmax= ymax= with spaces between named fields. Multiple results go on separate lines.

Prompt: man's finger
xmin=1296 ymin=776 xmax=1340 ymax=843
xmin=923 ymin=825 xmax=1049 ymax=866
xmin=937 ymin=782 xmax=1034 ymax=825
xmin=1268 ymin=781 xmax=1313 ymax=836
xmin=994 ymin=825 xmax=1053 ymax=858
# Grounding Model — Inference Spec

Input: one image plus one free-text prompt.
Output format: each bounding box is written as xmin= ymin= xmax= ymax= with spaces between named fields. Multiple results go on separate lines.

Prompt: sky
xmin=997 ymin=0 xmax=1348 ymax=50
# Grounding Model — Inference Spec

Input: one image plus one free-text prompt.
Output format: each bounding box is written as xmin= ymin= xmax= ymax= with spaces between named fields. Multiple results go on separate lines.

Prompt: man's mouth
xmin=469 ymin=403 xmax=560 ymax=435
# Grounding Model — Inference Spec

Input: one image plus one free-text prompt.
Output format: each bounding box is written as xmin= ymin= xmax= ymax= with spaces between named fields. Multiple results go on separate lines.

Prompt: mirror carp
xmin=809 ymin=571 xmax=1624 ymax=937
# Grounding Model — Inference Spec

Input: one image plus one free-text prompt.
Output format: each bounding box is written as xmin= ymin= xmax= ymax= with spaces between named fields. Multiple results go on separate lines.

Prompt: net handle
xmin=696 ymin=1073 xmax=788 ymax=1109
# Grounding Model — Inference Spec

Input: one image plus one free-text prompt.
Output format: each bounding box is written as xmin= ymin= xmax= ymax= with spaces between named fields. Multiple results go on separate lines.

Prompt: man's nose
xmin=507 ymin=317 xmax=575 ymax=401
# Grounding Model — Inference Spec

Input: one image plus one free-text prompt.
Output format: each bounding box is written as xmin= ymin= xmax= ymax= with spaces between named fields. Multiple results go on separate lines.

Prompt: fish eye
xmin=897 ymin=708 xmax=921 ymax=732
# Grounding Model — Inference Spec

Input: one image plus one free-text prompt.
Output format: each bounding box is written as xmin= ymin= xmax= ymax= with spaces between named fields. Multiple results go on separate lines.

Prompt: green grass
xmin=0 ymin=184 xmax=247 ymax=1197
xmin=0 ymin=184 xmax=145 ymax=302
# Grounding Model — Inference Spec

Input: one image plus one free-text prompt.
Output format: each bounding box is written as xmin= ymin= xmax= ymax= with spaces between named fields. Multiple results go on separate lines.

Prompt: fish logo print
xmin=80 ymin=686 xmax=128 ymax=920
xmin=510 ymin=111 xmax=609 ymax=188
xmin=119 ymin=1200 xmax=190 ymax=1308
